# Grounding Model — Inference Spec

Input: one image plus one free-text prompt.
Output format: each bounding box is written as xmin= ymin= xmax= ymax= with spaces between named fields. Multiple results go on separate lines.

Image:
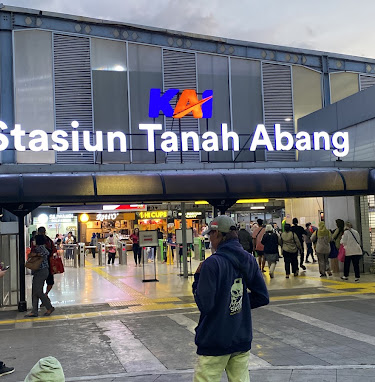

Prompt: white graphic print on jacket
xmin=229 ymin=278 xmax=243 ymax=315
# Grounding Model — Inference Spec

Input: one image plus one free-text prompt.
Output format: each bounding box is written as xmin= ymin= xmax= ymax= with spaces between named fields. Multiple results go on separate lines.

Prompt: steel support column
xmin=0 ymin=25 xmax=15 ymax=163
xmin=181 ymin=202 xmax=188 ymax=278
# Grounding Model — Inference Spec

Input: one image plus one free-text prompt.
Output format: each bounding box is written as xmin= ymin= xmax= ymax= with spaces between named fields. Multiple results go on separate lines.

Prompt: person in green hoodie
xmin=311 ymin=221 xmax=332 ymax=277
xmin=24 ymin=356 xmax=64 ymax=382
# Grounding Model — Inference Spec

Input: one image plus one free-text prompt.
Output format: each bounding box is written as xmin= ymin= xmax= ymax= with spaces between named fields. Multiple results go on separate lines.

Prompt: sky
xmin=5 ymin=0 xmax=375 ymax=59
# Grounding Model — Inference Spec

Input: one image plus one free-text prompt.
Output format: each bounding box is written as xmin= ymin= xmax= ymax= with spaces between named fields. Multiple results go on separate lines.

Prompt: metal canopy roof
xmin=0 ymin=169 xmax=373 ymax=205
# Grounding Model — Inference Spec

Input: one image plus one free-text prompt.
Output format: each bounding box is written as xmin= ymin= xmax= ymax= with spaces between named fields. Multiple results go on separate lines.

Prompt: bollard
xmin=78 ymin=243 xmax=85 ymax=267
xmin=119 ymin=242 xmax=127 ymax=265
xmin=166 ymin=244 xmax=174 ymax=265
xmin=99 ymin=243 xmax=106 ymax=266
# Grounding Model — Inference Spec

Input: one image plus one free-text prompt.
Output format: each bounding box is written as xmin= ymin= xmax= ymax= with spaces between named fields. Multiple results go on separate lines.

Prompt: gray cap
xmin=202 ymin=215 xmax=237 ymax=235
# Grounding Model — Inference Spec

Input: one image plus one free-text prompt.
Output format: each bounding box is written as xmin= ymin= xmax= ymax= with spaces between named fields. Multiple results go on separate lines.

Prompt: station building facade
xmin=1 ymin=5 xmax=375 ymax=167
xmin=0 ymin=5 xmax=375 ymax=283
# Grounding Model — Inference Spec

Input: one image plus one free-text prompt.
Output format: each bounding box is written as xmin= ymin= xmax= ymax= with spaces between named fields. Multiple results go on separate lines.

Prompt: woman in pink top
xmin=130 ymin=228 xmax=141 ymax=266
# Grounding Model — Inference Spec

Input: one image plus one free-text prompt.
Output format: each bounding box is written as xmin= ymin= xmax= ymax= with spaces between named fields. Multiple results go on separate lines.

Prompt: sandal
xmin=44 ymin=307 xmax=55 ymax=317
xmin=24 ymin=313 xmax=38 ymax=318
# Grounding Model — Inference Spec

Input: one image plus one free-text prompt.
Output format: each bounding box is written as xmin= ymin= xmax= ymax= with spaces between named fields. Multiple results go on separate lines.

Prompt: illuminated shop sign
xmin=103 ymin=204 xmax=146 ymax=211
xmin=35 ymin=213 xmax=75 ymax=224
xmin=48 ymin=214 xmax=75 ymax=223
xmin=96 ymin=213 xmax=119 ymax=221
xmin=138 ymin=211 xmax=168 ymax=219
xmin=0 ymin=119 xmax=348 ymax=158
xmin=149 ymin=89 xmax=213 ymax=118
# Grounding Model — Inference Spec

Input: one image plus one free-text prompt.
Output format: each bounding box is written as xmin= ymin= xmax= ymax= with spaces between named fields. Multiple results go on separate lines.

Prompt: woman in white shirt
xmin=340 ymin=221 xmax=362 ymax=282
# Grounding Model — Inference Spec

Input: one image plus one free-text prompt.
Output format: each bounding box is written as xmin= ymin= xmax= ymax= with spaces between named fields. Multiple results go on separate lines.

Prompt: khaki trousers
xmin=193 ymin=350 xmax=250 ymax=382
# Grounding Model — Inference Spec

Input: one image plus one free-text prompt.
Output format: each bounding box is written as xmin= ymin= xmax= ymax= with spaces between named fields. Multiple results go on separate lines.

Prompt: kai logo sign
xmin=148 ymin=89 xmax=213 ymax=118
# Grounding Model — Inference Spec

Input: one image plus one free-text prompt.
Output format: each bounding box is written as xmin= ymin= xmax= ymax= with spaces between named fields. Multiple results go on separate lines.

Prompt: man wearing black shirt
xmin=291 ymin=218 xmax=306 ymax=271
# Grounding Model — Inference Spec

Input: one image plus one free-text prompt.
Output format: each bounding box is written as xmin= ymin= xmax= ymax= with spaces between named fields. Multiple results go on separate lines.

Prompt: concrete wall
xmin=284 ymin=198 xmax=322 ymax=227
xmin=323 ymin=196 xmax=360 ymax=231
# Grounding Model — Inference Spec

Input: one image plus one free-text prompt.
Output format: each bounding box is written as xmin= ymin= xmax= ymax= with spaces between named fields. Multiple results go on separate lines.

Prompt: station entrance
xmin=1 ymin=168 xmax=375 ymax=311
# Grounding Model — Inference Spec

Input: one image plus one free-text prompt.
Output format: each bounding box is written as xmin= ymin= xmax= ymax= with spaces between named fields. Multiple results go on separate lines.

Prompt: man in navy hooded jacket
xmin=192 ymin=215 xmax=269 ymax=382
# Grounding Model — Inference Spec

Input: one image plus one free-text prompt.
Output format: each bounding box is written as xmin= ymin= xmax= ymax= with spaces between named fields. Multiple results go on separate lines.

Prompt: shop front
xmin=31 ymin=213 xmax=78 ymax=242
xmin=136 ymin=211 xmax=168 ymax=235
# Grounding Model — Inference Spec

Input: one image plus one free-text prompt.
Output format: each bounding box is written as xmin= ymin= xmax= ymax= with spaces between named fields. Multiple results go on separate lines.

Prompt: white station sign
xmin=0 ymin=121 xmax=349 ymax=158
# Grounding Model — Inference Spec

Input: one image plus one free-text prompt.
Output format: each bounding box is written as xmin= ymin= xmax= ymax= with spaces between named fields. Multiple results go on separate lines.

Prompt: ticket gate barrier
xmin=62 ymin=244 xmax=79 ymax=268
xmin=99 ymin=243 xmax=106 ymax=266
xmin=119 ymin=242 xmax=127 ymax=265
xmin=78 ymin=243 xmax=85 ymax=267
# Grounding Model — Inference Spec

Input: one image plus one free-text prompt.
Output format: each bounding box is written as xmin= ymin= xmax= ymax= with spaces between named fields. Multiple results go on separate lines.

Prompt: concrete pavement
xmin=1 ymin=254 xmax=375 ymax=381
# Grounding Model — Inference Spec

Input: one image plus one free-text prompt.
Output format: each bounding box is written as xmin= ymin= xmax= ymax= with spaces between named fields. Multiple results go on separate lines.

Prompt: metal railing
xmin=0 ymin=234 xmax=19 ymax=307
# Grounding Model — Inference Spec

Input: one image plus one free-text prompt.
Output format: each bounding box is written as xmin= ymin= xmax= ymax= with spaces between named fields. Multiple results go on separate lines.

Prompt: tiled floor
xmin=22 ymin=251 xmax=375 ymax=310
xmin=1 ymin=252 xmax=375 ymax=381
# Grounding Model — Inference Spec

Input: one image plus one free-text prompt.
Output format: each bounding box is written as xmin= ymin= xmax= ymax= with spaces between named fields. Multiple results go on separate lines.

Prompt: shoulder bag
xmin=50 ymin=255 xmax=65 ymax=274
xmin=337 ymin=244 xmax=346 ymax=262
xmin=329 ymin=241 xmax=338 ymax=258
xmin=291 ymin=233 xmax=299 ymax=252
xmin=348 ymin=229 xmax=369 ymax=258
xmin=25 ymin=252 xmax=43 ymax=271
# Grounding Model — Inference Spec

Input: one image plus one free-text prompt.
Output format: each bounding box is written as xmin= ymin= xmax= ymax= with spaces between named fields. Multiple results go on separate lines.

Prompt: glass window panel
xmin=197 ymin=54 xmax=231 ymax=162
xmin=293 ymin=66 xmax=322 ymax=130
xmin=230 ymin=58 xmax=263 ymax=162
xmin=128 ymin=43 xmax=163 ymax=163
xmin=91 ymin=38 xmax=126 ymax=71
xmin=92 ymin=71 xmax=130 ymax=163
xmin=14 ymin=30 xmax=54 ymax=164
xmin=330 ymin=72 xmax=359 ymax=104
xmin=91 ymin=38 xmax=129 ymax=163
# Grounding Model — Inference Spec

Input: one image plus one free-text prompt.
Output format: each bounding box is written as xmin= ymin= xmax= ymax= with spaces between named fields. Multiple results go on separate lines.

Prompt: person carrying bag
xmin=340 ymin=221 xmax=363 ymax=282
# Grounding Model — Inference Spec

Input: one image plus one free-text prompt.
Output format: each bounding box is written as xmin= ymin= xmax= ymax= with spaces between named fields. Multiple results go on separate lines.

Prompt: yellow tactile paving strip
xmin=109 ymin=297 xmax=182 ymax=307
xmin=0 ymin=304 xmax=198 ymax=326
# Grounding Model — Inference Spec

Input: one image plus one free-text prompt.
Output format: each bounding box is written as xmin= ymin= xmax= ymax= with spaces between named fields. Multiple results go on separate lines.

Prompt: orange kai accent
xmin=173 ymin=89 xmax=212 ymax=118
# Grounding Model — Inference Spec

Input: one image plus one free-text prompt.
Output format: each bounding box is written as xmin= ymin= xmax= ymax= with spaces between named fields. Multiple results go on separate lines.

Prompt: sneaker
xmin=0 ymin=364 xmax=15 ymax=376
xmin=313 ymin=260 xmax=317 ymax=263
xmin=270 ymin=273 xmax=274 ymax=279
xmin=285 ymin=275 xmax=289 ymax=279
xmin=341 ymin=276 xmax=348 ymax=280
xmin=305 ymin=260 xmax=311 ymax=264
xmin=355 ymin=278 xmax=360 ymax=283
xmin=294 ymin=272 xmax=299 ymax=277
xmin=320 ymin=273 xmax=326 ymax=277
xmin=327 ymin=272 xmax=332 ymax=276
xmin=300 ymin=265 xmax=306 ymax=271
